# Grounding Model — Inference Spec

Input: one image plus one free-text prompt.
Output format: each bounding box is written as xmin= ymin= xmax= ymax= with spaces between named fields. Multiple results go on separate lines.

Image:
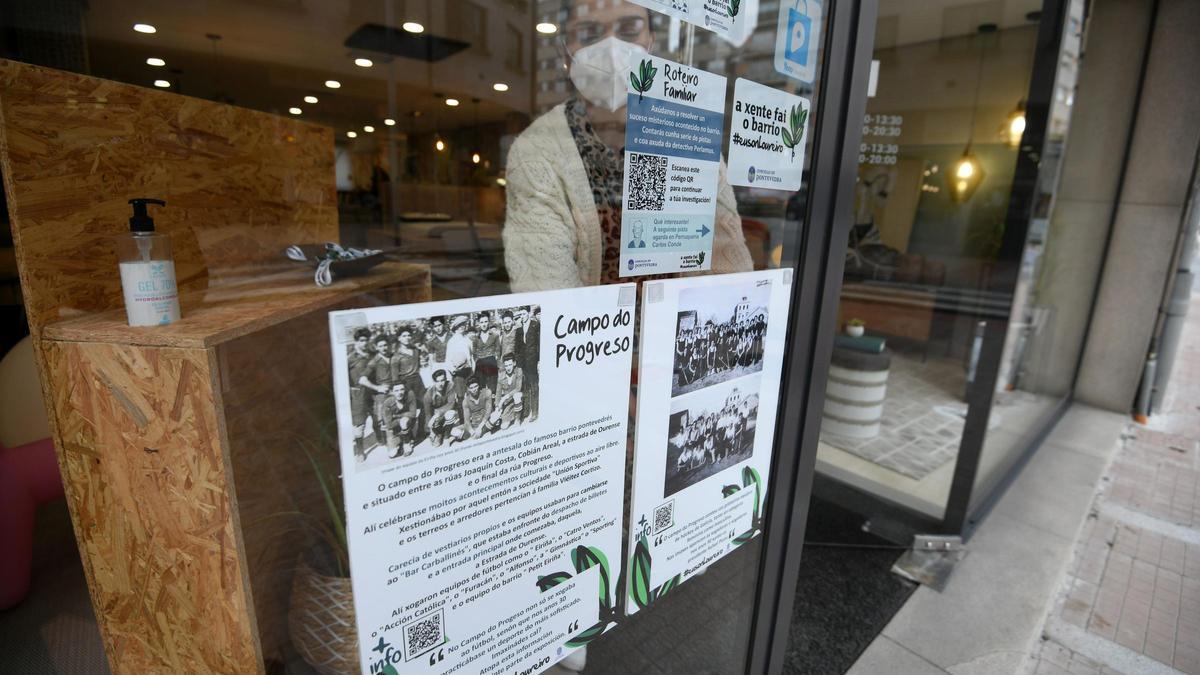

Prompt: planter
xmin=288 ymin=560 xmax=359 ymax=675
xmin=845 ymin=324 xmax=865 ymax=338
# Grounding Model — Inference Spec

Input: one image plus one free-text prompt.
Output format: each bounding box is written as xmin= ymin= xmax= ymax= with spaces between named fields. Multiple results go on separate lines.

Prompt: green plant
xmin=848 ymin=318 xmax=865 ymax=327
xmin=727 ymin=0 xmax=742 ymax=17
xmin=779 ymin=104 xmax=808 ymax=161
xmin=297 ymin=437 xmax=349 ymax=576
xmin=629 ymin=58 xmax=656 ymax=104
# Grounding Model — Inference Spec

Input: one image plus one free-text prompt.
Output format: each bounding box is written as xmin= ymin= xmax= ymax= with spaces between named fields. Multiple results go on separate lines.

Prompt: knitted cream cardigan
xmin=503 ymin=103 xmax=754 ymax=292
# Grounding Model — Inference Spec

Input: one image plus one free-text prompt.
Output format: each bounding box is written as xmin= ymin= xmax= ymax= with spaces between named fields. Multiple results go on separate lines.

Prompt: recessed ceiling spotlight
xmin=536 ymin=22 xmax=558 ymax=34
xmin=363 ymin=125 xmax=375 ymax=132
xmin=289 ymin=107 xmax=302 ymax=115
xmin=354 ymin=57 xmax=373 ymax=68
xmin=146 ymin=57 xmax=166 ymax=67
xmin=325 ymin=79 xmax=341 ymax=89
xmin=133 ymin=23 xmax=157 ymax=34
xmin=347 ymin=131 xmax=358 ymax=138
xmin=153 ymin=79 xmax=170 ymax=88
xmin=402 ymin=22 xmax=424 ymax=33
xmin=493 ymin=82 xmax=509 ymax=92
xmin=304 ymin=95 xmax=318 ymax=104
xmin=445 ymin=98 xmax=460 ymax=107
xmin=384 ymin=118 xmax=396 ymax=126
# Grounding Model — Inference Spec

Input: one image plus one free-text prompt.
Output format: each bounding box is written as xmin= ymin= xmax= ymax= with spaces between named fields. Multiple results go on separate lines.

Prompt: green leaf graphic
xmin=565 ymin=620 xmax=608 ymax=648
xmin=732 ymin=530 xmax=757 ymax=546
xmin=779 ymin=104 xmax=808 ymax=161
xmin=728 ymin=0 xmax=742 ymax=17
xmin=742 ymin=466 xmax=763 ymax=522
xmin=721 ymin=484 xmax=742 ymax=497
xmin=631 ymin=58 xmax=655 ymax=103
xmin=535 ymin=571 xmax=573 ymax=592
xmin=630 ymin=534 xmax=653 ymax=609
xmin=572 ymin=545 xmax=613 ymax=610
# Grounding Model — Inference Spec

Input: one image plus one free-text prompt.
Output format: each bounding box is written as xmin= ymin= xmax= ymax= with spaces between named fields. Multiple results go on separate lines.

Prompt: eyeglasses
xmin=567 ymin=16 xmax=648 ymax=47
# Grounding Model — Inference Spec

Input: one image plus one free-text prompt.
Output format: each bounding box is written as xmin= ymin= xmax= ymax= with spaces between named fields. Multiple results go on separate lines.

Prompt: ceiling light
xmin=496 ymin=177 xmax=508 ymax=187
xmin=402 ymin=22 xmax=424 ymax=34
xmin=493 ymin=82 xmax=509 ymax=92
xmin=1003 ymin=100 xmax=1027 ymax=148
xmin=133 ymin=23 xmax=157 ymax=34
xmin=384 ymin=118 xmax=396 ymax=126
xmin=304 ymin=95 xmax=319 ymax=104
xmin=153 ymin=79 xmax=170 ymax=88
xmin=435 ymin=139 xmax=445 ymax=151
xmin=472 ymin=152 xmax=481 ymax=164
xmin=325 ymin=80 xmax=341 ymax=89
xmin=363 ymin=125 xmax=375 ymax=133
xmin=354 ymin=57 xmax=373 ymax=68
xmin=949 ymin=150 xmax=984 ymax=203
xmin=289 ymin=107 xmax=302 ymax=115
xmin=347 ymin=131 xmax=358 ymax=138
xmin=536 ymin=22 xmax=558 ymax=34
xmin=146 ymin=57 xmax=165 ymax=67
xmin=445 ymin=98 xmax=459 ymax=107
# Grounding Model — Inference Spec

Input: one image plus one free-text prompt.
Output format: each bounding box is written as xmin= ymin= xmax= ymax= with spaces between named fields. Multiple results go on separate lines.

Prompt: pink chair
xmin=0 ymin=336 xmax=64 ymax=609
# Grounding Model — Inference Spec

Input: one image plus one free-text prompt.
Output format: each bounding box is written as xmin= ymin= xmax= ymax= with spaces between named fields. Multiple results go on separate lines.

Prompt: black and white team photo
xmin=672 ymin=279 xmax=771 ymax=397
xmin=342 ymin=304 xmax=541 ymax=470
xmin=663 ymin=379 xmax=761 ymax=497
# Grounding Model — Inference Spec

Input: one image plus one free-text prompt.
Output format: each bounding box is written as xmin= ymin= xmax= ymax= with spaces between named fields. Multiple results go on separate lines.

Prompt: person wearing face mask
xmin=503 ymin=0 xmax=753 ymax=292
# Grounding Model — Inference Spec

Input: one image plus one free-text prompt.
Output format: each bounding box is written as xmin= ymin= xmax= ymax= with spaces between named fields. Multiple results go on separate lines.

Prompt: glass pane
xmin=0 ymin=0 xmax=826 ymax=673
xmin=972 ymin=0 xmax=1088 ymax=503
xmin=815 ymin=0 xmax=1057 ymax=521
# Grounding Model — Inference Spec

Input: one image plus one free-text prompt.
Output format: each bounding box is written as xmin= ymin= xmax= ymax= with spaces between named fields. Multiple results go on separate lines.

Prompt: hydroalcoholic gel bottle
xmin=116 ymin=198 xmax=181 ymax=327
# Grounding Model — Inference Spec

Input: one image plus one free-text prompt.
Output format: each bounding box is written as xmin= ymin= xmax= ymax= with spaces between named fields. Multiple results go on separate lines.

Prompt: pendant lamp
xmin=950 ymin=23 xmax=994 ymax=204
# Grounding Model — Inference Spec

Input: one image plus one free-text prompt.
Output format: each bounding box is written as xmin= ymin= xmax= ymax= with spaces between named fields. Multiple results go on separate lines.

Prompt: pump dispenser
xmin=117 ymin=198 xmax=181 ymax=326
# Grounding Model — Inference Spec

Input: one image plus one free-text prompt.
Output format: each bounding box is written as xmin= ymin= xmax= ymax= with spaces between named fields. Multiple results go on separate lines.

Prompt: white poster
xmin=621 ymin=54 xmax=727 ymax=277
xmin=727 ymin=78 xmax=810 ymax=191
xmin=773 ymin=0 xmax=823 ymax=84
xmin=625 ymin=270 xmax=792 ymax=614
xmin=330 ymin=285 xmax=636 ymax=674
xmin=628 ymin=0 xmax=749 ymax=40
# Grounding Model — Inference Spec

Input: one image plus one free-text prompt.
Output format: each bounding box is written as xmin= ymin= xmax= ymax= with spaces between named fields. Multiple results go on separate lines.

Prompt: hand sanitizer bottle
xmin=117 ymin=198 xmax=181 ymax=326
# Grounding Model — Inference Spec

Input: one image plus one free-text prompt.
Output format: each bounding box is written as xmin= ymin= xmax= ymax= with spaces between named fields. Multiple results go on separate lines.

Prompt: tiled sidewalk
xmin=1033 ymin=297 xmax=1200 ymax=675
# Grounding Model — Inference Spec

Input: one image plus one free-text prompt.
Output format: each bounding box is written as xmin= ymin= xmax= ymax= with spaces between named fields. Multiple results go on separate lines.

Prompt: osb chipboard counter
xmin=42 ymin=263 xmax=431 ymax=674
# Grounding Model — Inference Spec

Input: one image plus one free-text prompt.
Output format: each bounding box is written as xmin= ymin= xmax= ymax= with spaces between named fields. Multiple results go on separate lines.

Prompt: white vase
xmin=846 ymin=325 xmax=864 ymax=337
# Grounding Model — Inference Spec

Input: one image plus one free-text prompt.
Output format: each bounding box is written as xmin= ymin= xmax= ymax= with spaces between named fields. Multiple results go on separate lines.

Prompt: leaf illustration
xmin=629 ymin=534 xmax=653 ymax=609
xmin=780 ymin=127 xmax=795 ymax=148
xmin=536 ymin=571 xmax=573 ymax=592
xmin=742 ymin=466 xmax=763 ymax=522
xmin=632 ymin=58 xmax=655 ymax=102
xmin=565 ymin=620 xmax=608 ymax=648
xmin=572 ymin=545 xmax=613 ymax=610
xmin=630 ymin=72 xmax=642 ymax=92
xmin=656 ymin=574 xmax=682 ymax=599
xmin=732 ymin=530 xmax=757 ymax=546
xmin=721 ymin=484 xmax=741 ymax=497
xmin=728 ymin=0 xmax=742 ymax=17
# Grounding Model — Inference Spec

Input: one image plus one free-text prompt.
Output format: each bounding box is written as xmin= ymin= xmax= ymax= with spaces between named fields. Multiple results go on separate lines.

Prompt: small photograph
xmin=672 ymin=278 xmax=770 ymax=397
xmin=341 ymin=304 xmax=541 ymax=472
xmin=664 ymin=378 xmax=760 ymax=497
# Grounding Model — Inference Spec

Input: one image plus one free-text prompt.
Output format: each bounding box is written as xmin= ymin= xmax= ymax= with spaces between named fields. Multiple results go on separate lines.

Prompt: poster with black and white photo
xmin=625 ymin=270 xmax=791 ymax=615
xmin=330 ymin=284 xmax=636 ymax=674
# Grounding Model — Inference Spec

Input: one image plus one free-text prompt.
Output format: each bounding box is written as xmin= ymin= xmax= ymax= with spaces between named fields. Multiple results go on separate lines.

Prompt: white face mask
xmin=568 ymin=36 xmax=649 ymax=112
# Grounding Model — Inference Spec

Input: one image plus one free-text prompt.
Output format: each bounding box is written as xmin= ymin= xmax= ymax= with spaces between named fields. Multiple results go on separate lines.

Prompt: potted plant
xmin=285 ymin=440 xmax=358 ymax=675
xmin=846 ymin=318 xmax=866 ymax=338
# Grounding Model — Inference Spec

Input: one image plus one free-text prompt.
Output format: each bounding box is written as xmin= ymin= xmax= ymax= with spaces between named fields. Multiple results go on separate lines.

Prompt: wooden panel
xmin=219 ymin=277 xmax=432 ymax=667
xmin=0 ymin=58 xmax=337 ymax=341
xmin=44 ymin=340 xmax=261 ymax=674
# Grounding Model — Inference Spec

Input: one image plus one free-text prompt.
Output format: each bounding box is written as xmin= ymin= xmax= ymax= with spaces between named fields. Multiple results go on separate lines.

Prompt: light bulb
xmin=436 ymin=139 xmax=445 ymax=151
xmin=493 ymin=83 xmax=509 ymax=92
xmin=133 ymin=23 xmax=157 ymax=34
xmin=955 ymin=159 xmax=975 ymax=179
xmin=445 ymin=98 xmax=460 ymax=107
xmin=325 ymin=80 xmax=341 ymax=89
xmin=153 ymin=79 xmax=170 ymax=88
xmin=956 ymin=180 xmax=968 ymax=192
xmin=403 ymin=22 xmax=424 ymax=33
xmin=288 ymin=107 xmax=302 ymax=115
xmin=496 ymin=177 xmax=508 ymax=186
xmin=354 ymin=57 xmax=373 ymax=68
xmin=384 ymin=118 xmax=396 ymax=126
xmin=472 ymin=153 xmax=481 ymax=164
xmin=363 ymin=125 xmax=375 ymax=133
xmin=347 ymin=131 xmax=357 ymax=138
xmin=304 ymin=95 xmax=318 ymax=104
xmin=536 ymin=22 xmax=558 ymax=34
xmin=146 ymin=57 xmax=165 ymax=67
xmin=1009 ymin=114 xmax=1026 ymax=137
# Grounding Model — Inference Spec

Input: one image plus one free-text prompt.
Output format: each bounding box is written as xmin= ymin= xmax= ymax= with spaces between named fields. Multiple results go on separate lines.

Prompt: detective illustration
xmin=341 ymin=304 xmax=541 ymax=471
xmin=672 ymin=278 xmax=770 ymax=397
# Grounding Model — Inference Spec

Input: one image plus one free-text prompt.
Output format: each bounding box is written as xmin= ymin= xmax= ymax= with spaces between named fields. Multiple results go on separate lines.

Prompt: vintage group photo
xmin=672 ymin=279 xmax=771 ymax=397
xmin=342 ymin=304 xmax=541 ymax=470
xmin=663 ymin=377 xmax=761 ymax=497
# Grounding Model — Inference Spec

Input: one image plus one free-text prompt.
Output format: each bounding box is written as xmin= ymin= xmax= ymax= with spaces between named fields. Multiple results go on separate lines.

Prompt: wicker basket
xmin=288 ymin=561 xmax=359 ymax=675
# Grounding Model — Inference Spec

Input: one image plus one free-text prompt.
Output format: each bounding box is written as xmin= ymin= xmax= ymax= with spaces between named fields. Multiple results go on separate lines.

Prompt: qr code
xmin=627 ymin=153 xmax=667 ymax=211
xmin=653 ymin=501 xmax=675 ymax=534
xmin=403 ymin=610 xmax=444 ymax=659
